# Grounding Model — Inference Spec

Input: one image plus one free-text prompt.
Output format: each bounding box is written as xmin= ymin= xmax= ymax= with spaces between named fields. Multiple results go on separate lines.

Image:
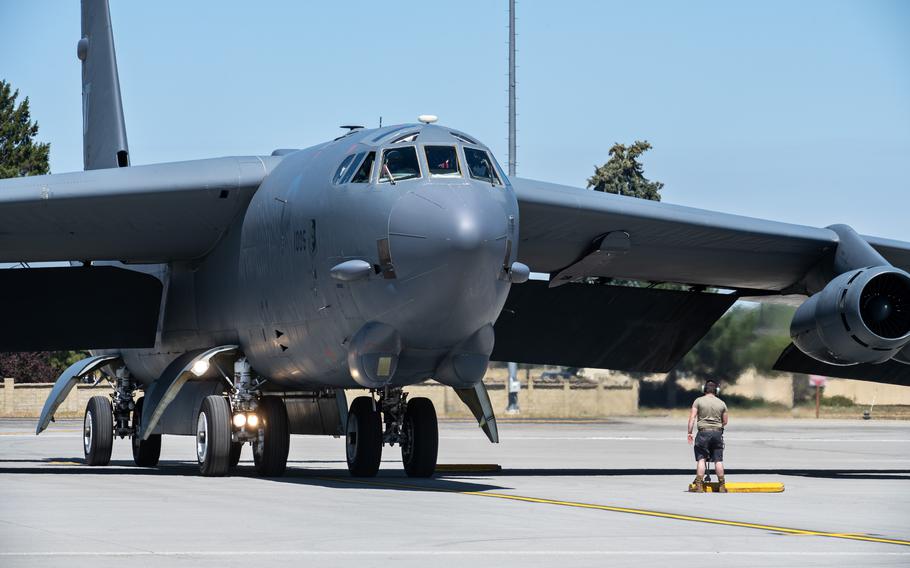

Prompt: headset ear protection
xmin=702 ymin=381 xmax=720 ymax=395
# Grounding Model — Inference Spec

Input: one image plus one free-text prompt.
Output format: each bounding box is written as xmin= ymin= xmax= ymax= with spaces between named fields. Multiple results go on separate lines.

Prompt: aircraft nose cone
xmin=452 ymin=210 xmax=484 ymax=251
xmin=386 ymin=185 xmax=512 ymax=347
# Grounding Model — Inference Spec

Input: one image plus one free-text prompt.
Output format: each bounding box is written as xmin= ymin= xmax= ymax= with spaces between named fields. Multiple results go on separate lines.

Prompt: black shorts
xmin=694 ymin=429 xmax=724 ymax=462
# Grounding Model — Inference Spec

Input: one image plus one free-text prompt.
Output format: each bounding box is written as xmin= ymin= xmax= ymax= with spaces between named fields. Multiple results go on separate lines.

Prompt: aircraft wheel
xmin=84 ymin=396 xmax=113 ymax=466
xmin=229 ymin=442 xmax=243 ymax=468
xmin=346 ymin=396 xmax=382 ymax=477
xmin=252 ymin=396 xmax=289 ymax=476
xmin=196 ymin=395 xmax=231 ymax=477
xmin=131 ymin=396 xmax=161 ymax=467
xmin=402 ymin=397 xmax=438 ymax=478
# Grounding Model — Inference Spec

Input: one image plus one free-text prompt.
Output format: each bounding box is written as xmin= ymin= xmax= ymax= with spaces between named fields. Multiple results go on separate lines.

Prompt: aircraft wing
xmin=0 ymin=156 xmax=281 ymax=263
xmin=512 ymin=177 xmax=910 ymax=290
xmin=497 ymin=178 xmax=910 ymax=384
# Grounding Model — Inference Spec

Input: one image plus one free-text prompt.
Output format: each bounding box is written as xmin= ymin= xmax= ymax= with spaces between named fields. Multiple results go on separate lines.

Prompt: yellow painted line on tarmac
xmin=688 ymin=481 xmax=785 ymax=493
xmin=320 ymin=476 xmax=910 ymax=547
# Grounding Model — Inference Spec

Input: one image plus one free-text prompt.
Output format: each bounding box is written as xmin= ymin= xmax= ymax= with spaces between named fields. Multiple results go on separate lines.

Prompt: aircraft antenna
xmin=508 ymin=0 xmax=517 ymax=177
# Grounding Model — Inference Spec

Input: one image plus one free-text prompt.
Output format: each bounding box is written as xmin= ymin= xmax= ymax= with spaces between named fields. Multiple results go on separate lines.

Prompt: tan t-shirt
xmin=694 ymin=395 xmax=727 ymax=431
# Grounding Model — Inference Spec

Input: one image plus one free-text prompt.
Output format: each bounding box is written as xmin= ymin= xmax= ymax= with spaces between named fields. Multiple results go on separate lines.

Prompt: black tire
xmin=402 ymin=397 xmax=438 ymax=478
xmin=83 ymin=396 xmax=113 ymax=466
xmin=252 ymin=396 xmax=290 ymax=476
xmin=196 ymin=395 xmax=231 ymax=477
xmin=132 ymin=396 xmax=161 ymax=467
xmin=346 ymin=396 xmax=382 ymax=477
xmin=229 ymin=442 xmax=243 ymax=468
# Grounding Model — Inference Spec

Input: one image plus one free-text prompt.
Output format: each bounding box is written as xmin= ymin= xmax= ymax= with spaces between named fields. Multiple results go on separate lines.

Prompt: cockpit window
xmin=379 ymin=146 xmax=421 ymax=183
xmin=464 ymin=148 xmax=501 ymax=185
xmin=425 ymin=146 xmax=461 ymax=177
xmin=332 ymin=154 xmax=357 ymax=184
xmin=351 ymin=151 xmax=375 ymax=183
xmin=391 ymin=132 xmax=419 ymax=144
xmin=339 ymin=152 xmax=366 ymax=184
xmin=450 ymin=131 xmax=477 ymax=145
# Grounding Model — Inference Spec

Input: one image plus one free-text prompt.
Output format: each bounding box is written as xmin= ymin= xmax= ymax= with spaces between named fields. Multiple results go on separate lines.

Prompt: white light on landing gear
xmin=246 ymin=414 xmax=259 ymax=428
xmin=190 ymin=360 xmax=210 ymax=377
xmin=232 ymin=413 xmax=247 ymax=428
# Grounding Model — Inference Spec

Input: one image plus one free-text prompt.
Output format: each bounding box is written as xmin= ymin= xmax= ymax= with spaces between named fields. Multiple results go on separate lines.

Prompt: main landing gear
xmin=345 ymin=389 xmax=438 ymax=478
xmin=195 ymin=359 xmax=289 ymax=477
xmin=82 ymin=368 xmax=161 ymax=467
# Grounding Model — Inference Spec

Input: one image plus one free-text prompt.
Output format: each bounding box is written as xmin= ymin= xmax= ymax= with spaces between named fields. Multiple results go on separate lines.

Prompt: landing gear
xmin=83 ymin=395 xmax=113 ymax=466
xmin=196 ymin=395 xmax=232 ymax=476
xmin=401 ymin=397 xmax=438 ymax=478
xmin=252 ymin=396 xmax=290 ymax=476
xmin=346 ymin=396 xmax=382 ymax=477
xmin=344 ymin=390 xmax=439 ymax=478
xmin=131 ymin=396 xmax=161 ymax=467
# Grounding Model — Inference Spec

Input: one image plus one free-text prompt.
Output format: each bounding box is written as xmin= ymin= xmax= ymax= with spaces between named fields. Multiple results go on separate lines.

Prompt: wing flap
xmin=774 ymin=343 xmax=910 ymax=386
xmin=0 ymin=266 xmax=161 ymax=351
xmin=491 ymin=280 xmax=736 ymax=372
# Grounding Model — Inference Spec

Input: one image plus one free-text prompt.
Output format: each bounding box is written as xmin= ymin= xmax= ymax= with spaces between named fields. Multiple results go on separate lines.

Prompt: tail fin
xmin=77 ymin=0 xmax=130 ymax=170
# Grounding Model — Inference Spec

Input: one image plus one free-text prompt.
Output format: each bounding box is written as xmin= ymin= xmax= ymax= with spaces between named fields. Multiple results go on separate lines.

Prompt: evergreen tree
xmin=0 ymin=79 xmax=50 ymax=179
xmin=587 ymin=141 xmax=663 ymax=201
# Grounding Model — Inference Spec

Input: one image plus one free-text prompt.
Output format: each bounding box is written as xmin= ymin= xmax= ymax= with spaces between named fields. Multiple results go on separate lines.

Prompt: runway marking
xmin=1 ymin=551 xmax=909 ymax=557
xmin=320 ymin=477 xmax=910 ymax=547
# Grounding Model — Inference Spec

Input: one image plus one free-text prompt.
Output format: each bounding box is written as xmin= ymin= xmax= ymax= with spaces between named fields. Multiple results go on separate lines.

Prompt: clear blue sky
xmin=1 ymin=0 xmax=908 ymax=240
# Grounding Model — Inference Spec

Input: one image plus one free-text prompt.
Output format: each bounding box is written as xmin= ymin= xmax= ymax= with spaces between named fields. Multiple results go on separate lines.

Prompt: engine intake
xmin=791 ymin=266 xmax=910 ymax=365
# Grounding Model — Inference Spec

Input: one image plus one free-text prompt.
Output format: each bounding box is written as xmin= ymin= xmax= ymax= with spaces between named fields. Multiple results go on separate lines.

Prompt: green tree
xmin=587 ymin=141 xmax=663 ymax=201
xmin=0 ymin=79 xmax=50 ymax=179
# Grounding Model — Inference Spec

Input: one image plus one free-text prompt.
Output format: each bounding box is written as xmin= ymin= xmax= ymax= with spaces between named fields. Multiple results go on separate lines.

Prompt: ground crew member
xmin=687 ymin=380 xmax=728 ymax=493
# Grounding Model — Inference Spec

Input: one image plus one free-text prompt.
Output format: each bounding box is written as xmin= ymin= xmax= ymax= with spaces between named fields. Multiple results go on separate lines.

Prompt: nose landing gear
xmin=345 ymin=389 xmax=438 ymax=478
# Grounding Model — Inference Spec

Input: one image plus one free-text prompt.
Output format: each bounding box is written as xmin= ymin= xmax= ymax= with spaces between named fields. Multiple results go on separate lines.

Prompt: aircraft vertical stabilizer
xmin=77 ymin=0 xmax=130 ymax=170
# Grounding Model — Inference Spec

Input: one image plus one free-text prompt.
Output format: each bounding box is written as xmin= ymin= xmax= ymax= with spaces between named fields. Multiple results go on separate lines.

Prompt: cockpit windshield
xmin=379 ymin=146 xmax=421 ymax=183
xmin=351 ymin=152 xmax=375 ymax=183
xmin=425 ymin=146 xmax=461 ymax=177
xmin=464 ymin=147 xmax=501 ymax=185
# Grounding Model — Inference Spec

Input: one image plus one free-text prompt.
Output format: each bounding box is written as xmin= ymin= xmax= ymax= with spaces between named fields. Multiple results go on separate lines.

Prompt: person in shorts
xmin=687 ymin=380 xmax=728 ymax=493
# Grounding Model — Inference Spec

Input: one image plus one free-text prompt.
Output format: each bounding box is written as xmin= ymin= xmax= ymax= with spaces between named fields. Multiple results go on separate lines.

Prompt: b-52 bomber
xmin=2 ymin=0 xmax=909 ymax=478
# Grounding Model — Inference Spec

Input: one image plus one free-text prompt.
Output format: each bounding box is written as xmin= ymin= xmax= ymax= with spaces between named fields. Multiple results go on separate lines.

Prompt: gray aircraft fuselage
xmin=114 ymin=123 xmax=518 ymax=390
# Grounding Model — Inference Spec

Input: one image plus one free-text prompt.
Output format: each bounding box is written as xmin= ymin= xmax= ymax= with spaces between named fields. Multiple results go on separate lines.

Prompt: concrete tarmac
xmin=1 ymin=417 xmax=908 ymax=567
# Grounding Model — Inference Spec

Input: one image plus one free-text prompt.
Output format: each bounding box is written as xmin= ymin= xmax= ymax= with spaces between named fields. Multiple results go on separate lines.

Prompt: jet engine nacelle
xmin=791 ymin=266 xmax=910 ymax=365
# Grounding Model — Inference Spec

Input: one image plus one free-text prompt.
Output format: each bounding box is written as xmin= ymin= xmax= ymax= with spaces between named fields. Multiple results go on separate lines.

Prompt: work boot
xmin=717 ymin=475 xmax=728 ymax=493
xmin=691 ymin=475 xmax=705 ymax=493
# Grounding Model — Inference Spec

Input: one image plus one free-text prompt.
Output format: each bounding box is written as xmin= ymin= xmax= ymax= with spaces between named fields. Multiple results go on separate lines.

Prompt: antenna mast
xmin=508 ymin=0 xmax=517 ymax=177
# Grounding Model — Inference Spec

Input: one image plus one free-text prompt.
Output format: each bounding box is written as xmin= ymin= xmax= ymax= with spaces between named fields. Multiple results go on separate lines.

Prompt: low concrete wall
xmin=1 ymin=377 xmax=114 ymax=419
xmin=679 ymin=371 xmax=910 ymax=408
xmin=347 ymin=379 xmax=639 ymax=419
xmin=0 ymin=377 xmax=638 ymax=420
xmin=823 ymin=379 xmax=910 ymax=406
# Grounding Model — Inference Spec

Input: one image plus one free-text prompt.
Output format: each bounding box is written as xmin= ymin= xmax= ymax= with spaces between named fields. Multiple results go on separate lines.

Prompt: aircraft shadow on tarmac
xmin=0 ymin=459 xmax=508 ymax=492
xmin=2 ymin=460 xmax=909 ymax=482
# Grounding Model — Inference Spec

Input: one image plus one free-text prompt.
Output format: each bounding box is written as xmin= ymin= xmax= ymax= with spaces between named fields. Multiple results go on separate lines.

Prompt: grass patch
xmin=820 ymin=395 xmax=855 ymax=407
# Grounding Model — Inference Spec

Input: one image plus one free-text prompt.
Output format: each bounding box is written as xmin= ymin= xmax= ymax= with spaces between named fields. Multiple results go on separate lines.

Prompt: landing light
xmin=247 ymin=413 xmax=259 ymax=428
xmin=190 ymin=360 xmax=210 ymax=377
xmin=232 ymin=413 xmax=246 ymax=428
